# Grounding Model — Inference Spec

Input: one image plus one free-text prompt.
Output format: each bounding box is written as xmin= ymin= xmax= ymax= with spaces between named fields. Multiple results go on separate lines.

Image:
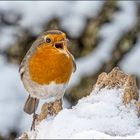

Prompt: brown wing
xmin=19 ymin=38 xmax=43 ymax=79
xmin=19 ymin=59 xmax=25 ymax=80
xmin=72 ymin=54 xmax=76 ymax=73
xmin=66 ymin=40 xmax=76 ymax=73
xmin=68 ymin=52 xmax=76 ymax=73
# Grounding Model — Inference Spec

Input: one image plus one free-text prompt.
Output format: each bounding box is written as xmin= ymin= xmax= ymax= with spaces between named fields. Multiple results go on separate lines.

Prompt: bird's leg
xmin=31 ymin=98 xmax=38 ymax=131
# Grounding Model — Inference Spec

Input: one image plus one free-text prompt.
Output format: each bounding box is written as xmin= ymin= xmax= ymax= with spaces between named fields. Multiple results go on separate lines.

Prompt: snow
xmin=27 ymin=87 xmax=140 ymax=139
xmin=0 ymin=56 xmax=30 ymax=136
xmin=69 ymin=1 xmax=138 ymax=88
xmin=61 ymin=1 xmax=103 ymax=37
xmin=119 ymin=35 xmax=140 ymax=78
xmin=0 ymin=27 xmax=18 ymax=50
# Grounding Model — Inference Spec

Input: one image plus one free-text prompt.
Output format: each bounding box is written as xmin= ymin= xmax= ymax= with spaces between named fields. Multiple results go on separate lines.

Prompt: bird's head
xmin=36 ymin=30 xmax=69 ymax=52
xmin=30 ymin=30 xmax=76 ymax=73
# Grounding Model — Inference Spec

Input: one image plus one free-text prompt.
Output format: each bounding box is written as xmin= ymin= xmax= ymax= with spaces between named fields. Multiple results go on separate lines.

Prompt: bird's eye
xmin=45 ymin=37 xmax=51 ymax=43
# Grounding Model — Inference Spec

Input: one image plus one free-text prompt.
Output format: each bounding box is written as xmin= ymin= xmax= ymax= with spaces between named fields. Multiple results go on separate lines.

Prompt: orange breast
xmin=28 ymin=44 xmax=73 ymax=85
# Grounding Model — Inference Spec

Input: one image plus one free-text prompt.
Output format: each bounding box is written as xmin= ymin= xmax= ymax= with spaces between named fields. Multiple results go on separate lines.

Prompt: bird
xmin=19 ymin=30 xmax=76 ymax=130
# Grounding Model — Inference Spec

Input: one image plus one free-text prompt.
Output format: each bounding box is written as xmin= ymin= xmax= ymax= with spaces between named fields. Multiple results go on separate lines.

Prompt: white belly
xmin=22 ymin=71 xmax=67 ymax=103
xmin=30 ymin=82 xmax=66 ymax=102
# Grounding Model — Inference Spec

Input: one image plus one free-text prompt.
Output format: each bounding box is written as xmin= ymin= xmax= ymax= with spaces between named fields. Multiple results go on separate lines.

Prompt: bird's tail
xmin=24 ymin=95 xmax=39 ymax=115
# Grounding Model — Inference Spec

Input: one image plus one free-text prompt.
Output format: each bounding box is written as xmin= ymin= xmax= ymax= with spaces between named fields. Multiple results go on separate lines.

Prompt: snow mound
xmin=26 ymin=87 xmax=139 ymax=139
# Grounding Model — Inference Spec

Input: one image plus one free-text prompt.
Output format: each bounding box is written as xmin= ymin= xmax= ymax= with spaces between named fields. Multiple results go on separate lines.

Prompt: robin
xmin=19 ymin=30 xmax=76 ymax=130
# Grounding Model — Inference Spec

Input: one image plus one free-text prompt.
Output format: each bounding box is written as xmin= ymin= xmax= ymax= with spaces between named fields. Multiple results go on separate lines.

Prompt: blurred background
xmin=0 ymin=1 xmax=140 ymax=139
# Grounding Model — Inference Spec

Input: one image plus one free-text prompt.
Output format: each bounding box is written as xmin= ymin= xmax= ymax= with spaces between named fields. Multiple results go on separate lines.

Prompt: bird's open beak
xmin=54 ymin=41 xmax=64 ymax=49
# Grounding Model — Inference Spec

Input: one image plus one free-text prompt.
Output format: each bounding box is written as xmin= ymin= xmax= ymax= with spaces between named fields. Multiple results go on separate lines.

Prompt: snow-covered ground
xmin=27 ymin=87 xmax=140 ymax=139
xmin=0 ymin=1 xmax=139 ymax=138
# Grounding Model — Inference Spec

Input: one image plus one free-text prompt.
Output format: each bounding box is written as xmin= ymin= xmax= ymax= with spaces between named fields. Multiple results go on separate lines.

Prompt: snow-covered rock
xmin=19 ymin=67 xmax=140 ymax=139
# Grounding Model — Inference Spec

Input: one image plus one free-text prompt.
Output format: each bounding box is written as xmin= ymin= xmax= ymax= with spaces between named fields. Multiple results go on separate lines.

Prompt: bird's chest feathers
xmin=28 ymin=47 xmax=73 ymax=85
